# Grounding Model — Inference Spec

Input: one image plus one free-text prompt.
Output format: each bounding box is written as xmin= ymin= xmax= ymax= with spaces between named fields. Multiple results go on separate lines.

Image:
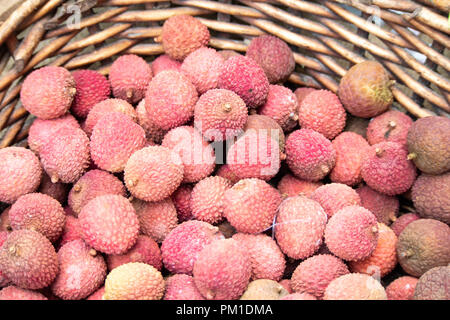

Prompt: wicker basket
xmin=0 ymin=0 xmax=448 ymax=149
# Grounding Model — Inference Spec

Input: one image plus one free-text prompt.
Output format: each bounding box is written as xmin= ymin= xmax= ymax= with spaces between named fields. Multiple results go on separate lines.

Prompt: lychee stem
xmin=280 ymin=152 xmax=286 ymax=161
xmin=289 ymin=112 xmax=298 ymax=121
xmin=222 ymin=103 xmax=232 ymax=113
xmin=375 ymin=148 xmax=384 ymax=157
xmin=8 ymin=245 xmax=18 ymax=256
xmin=126 ymin=89 xmax=133 ymax=99
xmin=388 ymin=121 xmax=396 ymax=128
xmin=407 ymin=153 xmax=417 ymax=160
xmin=73 ymin=184 xmax=81 ymax=192
xmin=371 ymin=226 xmax=378 ymax=233
xmin=321 ymin=165 xmax=330 ymax=174
xmin=387 ymin=80 xmax=396 ymax=87
xmin=127 ymin=179 xmax=136 ymax=187
xmin=69 ymin=87 xmax=77 ymax=96
xmin=89 ymin=249 xmax=97 ymax=257
xmin=51 ymin=175 xmax=59 ymax=184
xmin=399 ymin=250 xmax=413 ymax=258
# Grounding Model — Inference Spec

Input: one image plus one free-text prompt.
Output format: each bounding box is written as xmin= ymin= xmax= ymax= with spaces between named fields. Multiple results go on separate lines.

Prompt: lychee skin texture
xmin=356 ymin=185 xmax=399 ymax=225
xmin=223 ymin=179 xmax=282 ymax=234
xmin=240 ymin=279 xmax=289 ymax=300
xmin=68 ymin=169 xmax=126 ymax=216
xmin=0 ymin=286 xmax=48 ymax=300
xmin=366 ymin=110 xmax=413 ymax=146
xmin=281 ymin=292 xmax=317 ymax=300
xmin=330 ymin=132 xmax=370 ymax=186
xmin=109 ymin=54 xmax=152 ymax=104
xmin=51 ymin=240 xmax=107 ymax=300
xmin=9 ymin=193 xmax=66 ymax=243
xmin=191 ymin=176 xmax=232 ymax=225
xmin=298 ymin=90 xmax=346 ymax=139
xmin=151 ymin=54 xmax=182 ymax=75
xmin=136 ymin=99 xmax=166 ymax=144
xmin=324 ymin=273 xmax=387 ymax=300
xmin=161 ymin=220 xmax=224 ymax=275
xmin=412 ymin=172 xmax=450 ymax=225
xmin=0 ymin=230 xmax=58 ymax=290
xmin=193 ymin=239 xmax=251 ymax=300
xmin=71 ymin=69 xmax=111 ymax=118
xmin=246 ymin=35 xmax=295 ymax=84
xmin=291 ymin=254 xmax=349 ymax=299
xmin=294 ymin=87 xmax=316 ymax=105
xmin=145 ymin=70 xmax=198 ymax=131
xmin=277 ymin=174 xmax=322 ymax=197
xmin=310 ymin=183 xmax=361 ymax=218
xmin=104 ymin=262 xmax=165 ymax=300
xmin=0 ymin=231 xmax=11 ymax=287
xmin=162 ymin=126 xmax=215 ymax=183
xmin=161 ymin=14 xmax=210 ymax=61
xmin=386 ymin=276 xmax=418 ymax=300
xmin=21 ymin=66 xmax=76 ymax=119
xmin=59 ymin=215 xmax=82 ymax=247
xmin=285 ymin=129 xmax=336 ymax=182
xmin=86 ymin=286 xmax=105 ymax=300
xmin=216 ymin=165 xmax=241 ymax=185
xmin=133 ymin=198 xmax=178 ymax=244
xmin=258 ymin=85 xmax=298 ymax=132
xmin=413 ymin=266 xmax=450 ymax=300
xmin=79 ymin=195 xmax=139 ymax=255
xmin=0 ymin=147 xmax=42 ymax=204
xmin=218 ymin=55 xmax=269 ymax=108
xmin=232 ymin=233 xmax=286 ymax=282
xmin=361 ymin=141 xmax=417 ymax=196
xmin=171 ymin=184 xmax=194 ymax=222
xmin=325 ymin=206 xmax=379 ymax=261
xmin=90 ymin=112 xmax=146 ymax=173
xmin=244 ymin=114 xmax=286 ymax=152
xmin=107 ymin=235 xmax=162 ymax=271
xmin=274 ymin=196 xmax=327 ymax=260
xmin=194 ymin=88 xmax=248 ymax=141
xmin=390 ymin=213 xmax=420 ymax=237
xmin=164 ymin=274 xmax=205 ymax=300
xmin=124 ymin=146 xmax=184 ymax=202
xmin=28 ymin=114 xmax=80 ymax=154
xmin=181 ymin=47 xmax=224 ymax=94
xmin=39 ymin=126 xmax=90 ymax=184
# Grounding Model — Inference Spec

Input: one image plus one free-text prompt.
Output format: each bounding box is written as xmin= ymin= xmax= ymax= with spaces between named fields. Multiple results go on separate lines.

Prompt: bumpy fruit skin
xmin=133 ymin=198 xmax=178 ymax=243
xmin=9 ymin=193 xmax=66 ymax=243
xmin=294 ymin=87 xmax=316 ymax=105
xmin=39 ymin=126 xmax=90 ymax=184
xmin=281 ymin=292 xmax=317 ymax=300
xmin=191 ymin=176 xmax=232 ymax=224
xmin=51 ymin=240 xmax=107 ymax=300
xmin=194 ymin=88 xmax=248 ymax=141
xmin=28 ymin=114 xmax=80 ymax=154
xmin=124 ymin=146 xmax=184 ymax=202
xmin=291 ymin=254 xmax=349 ymax=299
xmin=71 ymin=69 xmax=110 ymax=118
xmin=164 ymin=274 xmax=205 ymax=300
xmin=151 ymin=54 xmax=181 ymax=75
xmin=349 ymin=223 xmax=397 ymax=277
xmin=298 ymin=90 xmax=346 ymax=139
xmin=90 ymin=112 xmax=146 ymax=173
xmin=277 ymin=174 xmax=322 ymax=197
xmin=171 ymin=184 xmax=194 ymax=222
xmin=161 ymin=221 xmax=224 ymax=275
xmin=0 ymin=230 xmax=58 ymax=289
xmin=397 ymin=219 xmax=450 ymax=277
xmin=274 ymin=196 xmax=327 ymax=259
xmin=162 ymin=126 xmax=215 ymax=183
xmin=84 ymin=98 xmax=137 ymax=136
xmin=361 ymin=142 xmax=417 ymax=196
xmin=391 ymin=213 xmax=420 ymax=237
xmin=356 ymin=185 xmax=399 ymax=225
xmin=79 ymin=195 xmax=139 ymax=255
xmin=161 ymin=15 xmax=210 ymax=61
xmin=244 ymin=114 xmax=285 ymax=152
xmin=240 ymin=279 xmax=289 ymax=300
xmin=68 ymin=169 xmax=126 ymax=216
xmin=232 ymin=233 xmax=286 ymax=281
xmin=310 ymin=183 xmax=361 ymax=218
xmin=0 ymin=286 xmax=47 ymax=300
xmin=21 ymin=66 xmax=76 ymax=119
xmin=216 ymin=165 xmax=240 ymax=185
xmin=0 ymin=232 xmax=10 ymax=287
xmin=330 ymin=132 xmax=369 ymax=186
xmin=414 ymin=266 xmax=450 ymax=300
xmin=258 ymin=85 xmax=298 ymax=132
xmin=412 ymin=173 xmax=450 ymax=224
xmin=218 ymin=55 xmax=269 ymax=108
xmin=246 ymin=35 xmax=295 ymax=84
xmin=223 ymin=179 xmax=282 ymax=234
xmin=0 ymin=147 xmax=42 ymax=204
xmin=366 ymin=110 xmax=413 ymax=146
xmin=136 ymin=99 xmax=166 ymax=143
xmin=278 ymin=279 xmax=292 ymax=294
xmin=145 ymin=70 xmax=198 ymax=130
xmin=386 ymin=276 xmax=418 ymax=300
xmin=325 ymin=206 xmax=379 ymax=261
xmin=104 ymin=262 xmax=165 ymax=300
xmin=59 ymin=215 xmax=82 ymax=247
xmin=285 ymin=129 xmax=336 ymax=181
xmin=407 ymin=116 xmax=450 ymax=175
xmin=324 ymin=273 xmax=387 ymax=300
xmin=109 ymin=54 xmax=152 ymax=104
xmin=86 ymin=286 xmax=105 ymax=300
xmin=193 ymin=239 xmax=251 ymax=300
xmin=38 ymin=173 xmax=68 ymax=204
xmin=338 ymin=61 xmax=393 ymax=118
xmin=181 ymin=47 xmax=224 ymax=94
xmin=107 ymin=235 xmax=162 ymax=271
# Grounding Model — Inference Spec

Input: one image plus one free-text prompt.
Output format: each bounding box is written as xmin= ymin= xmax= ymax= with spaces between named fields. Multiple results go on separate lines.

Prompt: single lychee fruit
xmin=386 ymin=276 xmax=418 ymax=300
xmin=324 ymin=273 xmax=387 ymax=300
xmin=356 ymin=185 xmax=399 ymax=225
xmin=277 ymin=173 xmax=322 ymax=197
xmin=366 ymin=109 xmax=413 ymax=146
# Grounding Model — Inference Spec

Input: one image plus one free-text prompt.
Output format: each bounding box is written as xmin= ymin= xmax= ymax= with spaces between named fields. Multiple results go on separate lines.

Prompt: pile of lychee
xmin=0 ymin=14 xmax=448 ymax=301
